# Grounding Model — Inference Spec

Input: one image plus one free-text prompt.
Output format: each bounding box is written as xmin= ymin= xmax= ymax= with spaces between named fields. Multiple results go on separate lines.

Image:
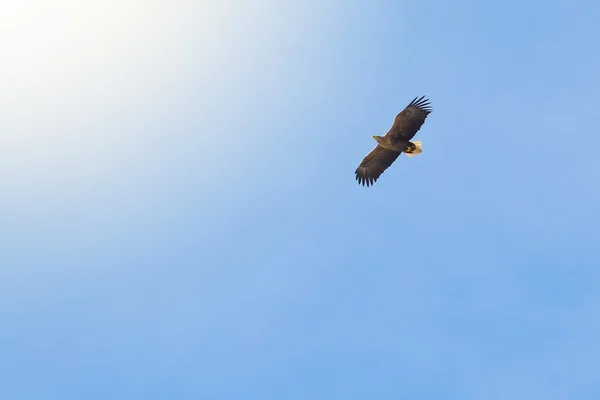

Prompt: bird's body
xmin=355 ymin=96 xmax=432 ymax=187
xmin=372 ymin=134 xmax=412 ymax=152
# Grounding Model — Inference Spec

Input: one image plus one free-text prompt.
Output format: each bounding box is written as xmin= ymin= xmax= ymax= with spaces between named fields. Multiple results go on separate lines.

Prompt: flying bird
xmin=355 ymin=96 xmax=432 ymax=186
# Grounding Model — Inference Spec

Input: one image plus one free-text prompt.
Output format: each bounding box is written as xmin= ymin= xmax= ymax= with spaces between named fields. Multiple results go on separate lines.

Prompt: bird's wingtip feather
xmin=407 ymin=95 xmax=432 ymax=112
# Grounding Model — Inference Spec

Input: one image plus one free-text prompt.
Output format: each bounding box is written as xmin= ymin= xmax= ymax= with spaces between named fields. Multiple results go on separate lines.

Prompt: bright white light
xmin=0 ymin=0 xmax=235 ymax=209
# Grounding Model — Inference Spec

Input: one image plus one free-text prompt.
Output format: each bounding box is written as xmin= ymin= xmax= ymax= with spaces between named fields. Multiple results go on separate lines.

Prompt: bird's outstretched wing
xmin=388 ymin=96 xmax=432 ymax=141
xmin=355 ymin=145 xmax=401 ymax=187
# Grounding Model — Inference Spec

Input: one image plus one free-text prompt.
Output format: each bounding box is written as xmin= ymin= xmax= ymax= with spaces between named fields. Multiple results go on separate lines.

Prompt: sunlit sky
xmin=2 ymin=0 xmax=600 ymax=398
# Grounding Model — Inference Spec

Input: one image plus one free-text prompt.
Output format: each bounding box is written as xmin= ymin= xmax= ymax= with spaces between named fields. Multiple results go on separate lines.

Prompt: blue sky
xmin=1 ymin=0 xmax=600 ymax=398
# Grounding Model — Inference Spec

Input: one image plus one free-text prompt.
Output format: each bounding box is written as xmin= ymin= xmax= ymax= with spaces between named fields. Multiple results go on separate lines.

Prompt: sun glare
xmin=0 ymin=1 xmax=235 ymax=208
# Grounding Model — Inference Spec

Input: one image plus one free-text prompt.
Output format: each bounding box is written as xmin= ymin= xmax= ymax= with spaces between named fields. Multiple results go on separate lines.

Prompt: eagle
xmin=355 ymin=96 xmax=432 ymax=187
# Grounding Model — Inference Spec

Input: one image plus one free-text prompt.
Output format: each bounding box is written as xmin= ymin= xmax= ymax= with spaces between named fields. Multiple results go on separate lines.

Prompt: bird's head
xmin=372 ymin=135 xmax=383 ymax=143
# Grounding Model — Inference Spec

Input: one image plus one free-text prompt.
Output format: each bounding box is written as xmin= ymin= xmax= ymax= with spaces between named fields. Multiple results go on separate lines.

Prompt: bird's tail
xmin=405 ymin=141 xmax=422 ymax=157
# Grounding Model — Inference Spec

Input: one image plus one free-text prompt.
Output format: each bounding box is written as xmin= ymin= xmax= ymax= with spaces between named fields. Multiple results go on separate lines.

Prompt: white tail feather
xmin=406 ymin=141 xmax=422 ymax=157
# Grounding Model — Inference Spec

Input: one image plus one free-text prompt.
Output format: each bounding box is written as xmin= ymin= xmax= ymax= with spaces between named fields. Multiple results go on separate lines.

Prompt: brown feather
xmin=388 ymin=95 xmax=432 ymax=141
xmin=354 ymin=145 xmax=401 ymax=187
